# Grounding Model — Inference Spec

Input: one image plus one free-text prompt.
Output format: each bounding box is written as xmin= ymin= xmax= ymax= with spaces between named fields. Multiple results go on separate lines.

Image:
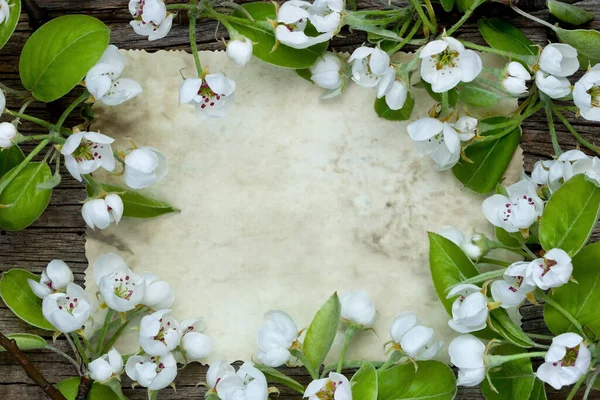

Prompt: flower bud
xmin=124 ymin=147 xmax=168 ymax=189
xmin=226 ymin=37 xmax=253 ymax=66
xmin=340 ymin=290 xmax=376 ymax=328
xmin=0 ymin=122 xmax=17 ymax=148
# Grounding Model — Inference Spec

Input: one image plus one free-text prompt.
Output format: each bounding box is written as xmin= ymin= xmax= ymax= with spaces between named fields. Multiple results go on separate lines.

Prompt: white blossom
xmin=0 ymin=122 xmax=16 ymax=148
xmin=89 ymin=348 xmax=123 ymax=382
xmin=126 ymin=352 xmax=177 ymax=390
xmin=377 ymin=67 xmax=408 ymax=111
xmin=446 ymin=284 xmax=488 ymax=333
xmin=129 ymin=0 xmax=173 ymax=41
xmin=85 ymin=45 xmax=142 ymax=106
xmin=482 ymin=179 xmax=544 ymax=233
xmin=0 ymin=0 xmax=10 ymax=25
xmin=348 ymin=46 xmax=390 ymax=88
xmin=139 ymin=309 xmax=182 ymax=356
xmin=139 ymin=272 xmax=174 ymax=310
xmin=227 ymin=37 xmax=253 ymax=66
xmin=93 ymin=253 xmax=145 ymax=312
xmin=207 ymin=360 xmax=236 ymax=389
xmin=389 ymin=312 xmax=443 ymax=360
xmin=573 ymin=64 xmax=600 ymax=121
xmin=61 ymin=131 xmax=115 ymax=182
xmin=340 ymin=290 xmax=376 ymax=328
xmin=537 ymin=333 xmax=591 ymax=390
xmin=310 ymin=52 xmax=343 ymax=91
xmin=304 ymin=372 xmax=352 ymax=400
xmin=449 ymin=334 xmax=487 ymax=387
xmin=490 ymin=261 xmax=535 ymax=308
xmin=502 ymin=62 xmax=531 ymax=95
xmin=81 ymin=194 xmax=124 ymax=231
xmin=573 ymin=155 xmax=600 ymax=184
xmin=539 ymin=43 xmax=579 ymax=78
xmin=531 ymin=150 xmax=588 ymax=192
xmin=256 ymin=310 xmax=299 ymax=367
xmin=525 ymin=248 xmax=573 ymax=290
xmin=27 ymin=260 xmax=74 ymax=299
xmin=179 ymin=318 xmax=213 ymax=362
xmin=42 ymin=283 xmax=93 ymax=333
xmin=124 ymin=147 xmax=168 ymax=189
xmin=419 ymin=36 xmax=482 ymax=93
xmin=535 ymin=71 xmax=571 ymax=99
xmin=439 ymin=227 xmax=485 ymax=260
xmin=216 ymin=361 xmax=269 ymax=400
xmin=179 ymin=75 xmax=236 ymax=119
xmin=275 ymin=0 xmax=336 ymax=49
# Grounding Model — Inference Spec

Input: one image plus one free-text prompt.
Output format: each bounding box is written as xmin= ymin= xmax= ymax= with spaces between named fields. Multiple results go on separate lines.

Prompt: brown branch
xmin=75 ymin=376 xmax=92 ymax=400
xmin=0 ymin=332 xmax=67 ymax=400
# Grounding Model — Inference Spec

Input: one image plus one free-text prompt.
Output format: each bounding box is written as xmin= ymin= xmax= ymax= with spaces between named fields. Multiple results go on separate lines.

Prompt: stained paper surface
xmin=85 ymin=50 xmax=522 ymax=364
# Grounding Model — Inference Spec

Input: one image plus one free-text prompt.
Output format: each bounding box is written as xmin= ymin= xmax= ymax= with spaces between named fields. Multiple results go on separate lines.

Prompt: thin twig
xmin=75 ymin=376 xmax=93 ymax=400
xmin=0 ymin=332 xmax=67 ymax=400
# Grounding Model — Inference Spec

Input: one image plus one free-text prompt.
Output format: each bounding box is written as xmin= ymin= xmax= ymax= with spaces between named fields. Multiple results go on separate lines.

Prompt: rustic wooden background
xmin=1 ymin=0 xmax=599 ymax=398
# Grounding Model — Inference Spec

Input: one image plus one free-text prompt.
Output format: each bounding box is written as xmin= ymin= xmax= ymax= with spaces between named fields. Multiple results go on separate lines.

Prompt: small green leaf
xmin=19 ymin=15 xmax=110 ymax=102
xmin=456 ymin=0 xmax=476 ymax=12
xmin=296 ymin=68 xmax=312 ymax=82
xmin=0 ymin=333 xmax=46 ymax=352
xmin=303 ymin=292 xmax=341 ymax=371
xmin=37 ymin=171 xmax=62 ymax=190
xmin=440 ymin=0 xmax=455 ymax=12
xmin=548 ymin=0 xmax=594 ymax=26
xmin=478 ymin=17 xmax=538 ymax=56
xmin=422 ymin=81 xmax=459 ymax=107
xmin=351 ymin=361 xmax=378 ymax=400
xmin=0 ymin=146 xmax=25 ymax=178
xmin=0 ymin=162 xmax=52 ymax=231
xmin=97 ymin=184 xmax=178 ymax=219
xmin=529 ymin=379 xmax=548 ymax=400
xmin=459 ymin=84 xmax=500 ymax=108
xmin=556 ymin=28 xmax=600 ymax=68
xmin=57 ymin=378 xmax=125 ymax=400
xmin=539 ymin=174 xmax=600 ymax=256
xmin=230 ymin=3 xmax=327 ymax=69
xmin=374 ymin=94 xmax=415 ymax=121
xmin=544 ymin=242 xmax=600 ymax=339
xmin=481 ymin=344 xmax=535 ymax=400
xmin=453 ymin=117 xmax=521 ymax=194
xmin=0 ymin=269 xmax=54 ymax=330
xmin=57 ymin=377 xmax=80 ymax=400
xmin=488 ymin=309 xmax=535 ymax=348
xmin=378 ymin=361 xmax=456 ymax=400
xmin=254 ymin=364 xmax=305 ymax=394
xmin=0 ymin=0 xmax=20 ymax=50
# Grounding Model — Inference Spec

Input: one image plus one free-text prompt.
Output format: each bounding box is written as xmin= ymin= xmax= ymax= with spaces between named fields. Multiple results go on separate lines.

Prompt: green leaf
xmin=481 ymin=344 xmax=535 ymax=400
xmin=488 ymin=309 xmax=535 ymax=348
xmin=529 ymin=379 xmax=548 ymax=400
xmin=456 ymin=0 xmax=476 ymax=12
xmin=440 ymin=0 xmax=455 ymax=12
xmin=548 ymin=0 xmax=594 ymax=26
xmin=230 ymin=3 xmax=327 ymax=69
xmin=351 ymin=361 xmax=378 ymax=400
xmin=19 ymin=15 xmax=110 ymax=102
xmin=452 ymin=117 xmax=521 ymax=193
xmin=478 ymin=17 xmax=538 ymax=56
xmin=0 ymin=162 xmax=52 ymax=231
xmin=37 ymin=171 xmax=62 ymax=190
xmin=0 ymin=0 xmax=20 ymax=50
xmin=556 ymin=28 xmax=600 ymax=69
xmin=57 ymin=377 xmax=80 ymax=400
xmin=459 ymin=84 xmax=500 ymax=108
xmin=97 ymin=184 xmax=178 ymax=219
xmin=0 ymin=146 xmax=25 ymax=178
xmin=254 ymin=364 xmax=305 ymax=394
xmin=0 ymin=269 xmax=54 ymax=330
xmin=295 ymin=68 xmax=312 ymax=82
xmin=303 ymin=292 xmax=341 ymax=371
xmin=422 ymin=81 xmax=459 ymax=107
xmin=539 ymin=174 xmax=600 ymax=256
xmin=378 ymin=360 xmax=456 ymax=400
xmin=544 ymin=242 xmax=600 ymax=339
xmin=57 ymin=378 xmax=124 ymax=400
xmin=0 ymin=333 xmax=46 ymax=352
xmin=495 ymin=227 xmax=522 ymax=247
xmin=374 ymin=94 xmax=415 ymax=121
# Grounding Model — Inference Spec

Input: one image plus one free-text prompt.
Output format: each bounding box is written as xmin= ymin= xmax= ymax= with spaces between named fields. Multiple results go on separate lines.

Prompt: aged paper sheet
xmin=85 ymin=50 xmax=521 ymax=364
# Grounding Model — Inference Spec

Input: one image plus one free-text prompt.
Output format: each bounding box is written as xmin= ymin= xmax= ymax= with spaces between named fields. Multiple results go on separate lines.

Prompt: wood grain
xmin=0 ymin=0 xmax=598 ymax=399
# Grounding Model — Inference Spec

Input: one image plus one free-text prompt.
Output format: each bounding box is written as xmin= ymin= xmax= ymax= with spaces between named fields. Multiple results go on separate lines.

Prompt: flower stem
xmin=423 ymin=0 xmax=437 ymax=28
xmin=101 ymin=308 xmax=146 ymax=354
xmin=408 ymin=0 xmax=437 ymax=33
xmin=0 ymin=138 xmax=49 ymax=196
xmin=290 ymin=349 xmax=319 ymax=380
xmin=79 ymin=332 xmax=94 ymax=360
xmin=96 ymin=309 xmax=115 ymax=354
xmin=189 ymin=0 xmax=203 ymax=77
xmin=45 ymin=345 xmax=81 ymax=371
xmin=55 ymin=91 xmax=89 ymax=134
xmin=487 ymin=351 xmax=547 ymax=368
xmin=446 ymin=0 xmax=485 ymax=36
xmin=377 ymin=350 xmax=403 ymax=372
xmin=337 ymin=326 xmax=357 ymax=373
xmin=566 ymin=372 xmax=586 ymax=400
xmin=166 ymin=3 xmax=196 ymax=10
xmin=321 ymin=360 xmax=385 ymax=377
xmin=388 ymin=20 xmax=422 ymax=55
xmin=544 ymin=103 xmax=562 ymax=156
xmin=461 ymin=40 xmax=536 ymax=65
xmin=447 ymin=268 xmax=506 ymax=291
xmin=5 ymin=110 xmax=55 ymax=129
xmin=553 ymin=108 xmax=600 ymax=156
xmin=522 ymin=244 xmax=538 ymax=260
xmin=535 ymin=290 xmax=589 ymax=341
xmin=526 ymin=332 xmax=553 ymax=341
xmin=584 ymin=370 xmax=599 ymax=399
xmin=510 ymin=5 xmax=557 ymax=31
xmin=479 ymin=257 xmax=512 ymax=267
xmin=70 ymin=333 xmax=89 ymax=366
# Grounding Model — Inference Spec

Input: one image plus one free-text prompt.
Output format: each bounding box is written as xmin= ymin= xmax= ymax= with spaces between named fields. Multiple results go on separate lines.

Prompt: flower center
xmin=153 ymin=318 xmax=174 ymax=342
xmin=112 ymin=273 xmax=137 ymax=300
xmin=57 ymin=295 xmax=81 ymax=315
xmin=132 ymin=0 xmax=145 ymax=17
xmin=553 ymin=345 xmax=580 ymax=367
xmin=434 ymin=49 xmax=459 ymax=70
xmin=508 ymin=276 xmax=525 ymax=292
xmin=538 ymin=258 xmax=557 ymax=277
xmin=197 ymin=82 xmax=226 ymax=110
xmin=73 ymin=140 xmax=104 ymax=163
xmin=316 ymin=380 xmax=342 ymax=400
xmin=587 ymin=86 xmax=600 ymax=107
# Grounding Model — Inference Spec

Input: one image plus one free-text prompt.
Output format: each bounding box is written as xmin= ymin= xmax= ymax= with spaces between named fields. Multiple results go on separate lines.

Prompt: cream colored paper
xmin=85 ymin=50 xmax=522 ymax=364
